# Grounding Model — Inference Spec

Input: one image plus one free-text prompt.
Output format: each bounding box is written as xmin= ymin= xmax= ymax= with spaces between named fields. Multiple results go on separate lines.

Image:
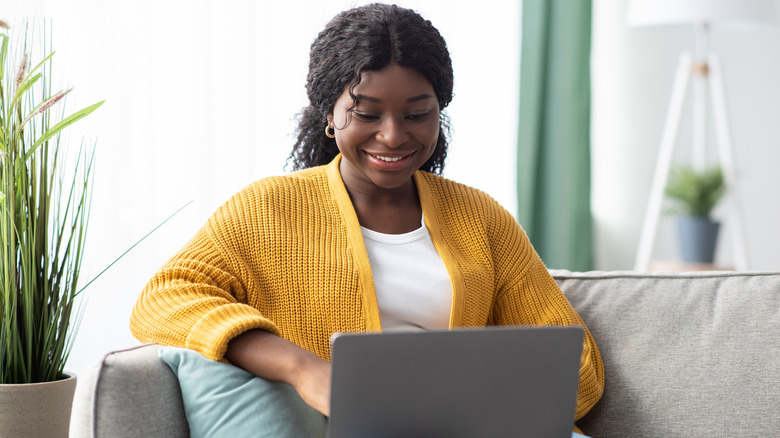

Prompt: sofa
xmin=69 ymin=270 xmax=780 ymax=437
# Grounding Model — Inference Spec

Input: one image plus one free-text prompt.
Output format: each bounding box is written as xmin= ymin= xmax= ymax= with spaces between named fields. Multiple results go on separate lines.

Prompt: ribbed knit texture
xmin=130 ymin=155 xmax=604 ymax=420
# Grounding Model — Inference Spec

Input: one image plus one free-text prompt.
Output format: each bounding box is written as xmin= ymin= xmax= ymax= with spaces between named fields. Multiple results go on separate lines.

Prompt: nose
xmin=376 ymin=117 xmax=409 ymax=148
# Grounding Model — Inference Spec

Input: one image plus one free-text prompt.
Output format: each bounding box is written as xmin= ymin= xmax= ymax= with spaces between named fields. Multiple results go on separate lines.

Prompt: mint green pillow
xmin=158 ymin=347 xmax=327 ymax=438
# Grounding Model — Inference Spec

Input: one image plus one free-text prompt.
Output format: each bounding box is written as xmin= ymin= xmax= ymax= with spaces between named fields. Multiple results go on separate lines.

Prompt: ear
xmin=327 ymin=113 xmax=334 ymax=125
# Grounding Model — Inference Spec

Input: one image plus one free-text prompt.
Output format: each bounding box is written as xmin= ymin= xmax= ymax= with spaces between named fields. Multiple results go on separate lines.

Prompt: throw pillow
xmin=158 ymin=346 xmax=327 ymax=438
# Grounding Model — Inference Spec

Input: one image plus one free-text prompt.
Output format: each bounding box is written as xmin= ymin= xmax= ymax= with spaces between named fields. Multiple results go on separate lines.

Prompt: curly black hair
xmin=287 ymin=3 xmax=454 ymax=174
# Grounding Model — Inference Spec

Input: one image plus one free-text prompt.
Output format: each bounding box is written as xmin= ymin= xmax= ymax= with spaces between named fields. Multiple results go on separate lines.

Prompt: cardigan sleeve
xmin=489 ymin=221 xmax=605 ymax=421
xmin=129 ymin=204 xmax=280 ymax=362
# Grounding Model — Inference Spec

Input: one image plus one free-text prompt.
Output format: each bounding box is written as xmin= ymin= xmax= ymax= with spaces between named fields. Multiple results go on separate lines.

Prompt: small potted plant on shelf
xmin=0 ymin=21 xmax=103 ymax=437
xmin=664 ymin=164 xmax=727 ymax=265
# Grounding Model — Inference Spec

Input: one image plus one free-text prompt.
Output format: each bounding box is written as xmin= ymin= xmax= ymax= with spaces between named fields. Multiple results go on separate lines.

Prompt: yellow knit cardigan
xmin=130 ymin=155 xmax=604 ymax=419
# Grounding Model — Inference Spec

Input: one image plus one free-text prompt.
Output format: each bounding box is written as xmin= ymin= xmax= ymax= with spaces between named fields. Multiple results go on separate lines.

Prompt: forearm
xmin=225 ymin=329 xmax=332 ymax=415
xmin=226 ymin=330 xmax=317 ymax=383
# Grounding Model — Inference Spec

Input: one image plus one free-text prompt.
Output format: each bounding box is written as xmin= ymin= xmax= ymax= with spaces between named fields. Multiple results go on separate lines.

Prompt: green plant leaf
xmin=76 ymin=201 xmax=193 ymax=295
xmin=0 ymin=33 xmax=8 ymax=81
xmin=665 ymin=165 xmax=727 ymax=217
xmin=25 ymin=100 xmax=105 ymax=161
xmin=12 ymin=73 xmax=41 ymax=108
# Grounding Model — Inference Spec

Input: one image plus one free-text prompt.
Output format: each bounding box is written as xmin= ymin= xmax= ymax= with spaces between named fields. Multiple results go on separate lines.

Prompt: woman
xmin=131 ymin=2 xmax=603 ymax=433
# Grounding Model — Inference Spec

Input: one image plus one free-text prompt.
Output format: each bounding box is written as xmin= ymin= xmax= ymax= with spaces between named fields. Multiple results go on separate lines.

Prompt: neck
xmin=339 ymin=164 xmax=422 ymax=234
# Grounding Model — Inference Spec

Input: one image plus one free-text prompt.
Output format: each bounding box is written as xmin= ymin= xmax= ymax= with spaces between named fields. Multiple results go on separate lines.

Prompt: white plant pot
xmin=0 ymin=372 xmax=77 ymax=438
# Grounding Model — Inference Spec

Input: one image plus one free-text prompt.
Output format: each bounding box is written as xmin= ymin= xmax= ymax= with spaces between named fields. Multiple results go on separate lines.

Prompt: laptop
xmin=328 ymin=326 xmax=584 ymax=438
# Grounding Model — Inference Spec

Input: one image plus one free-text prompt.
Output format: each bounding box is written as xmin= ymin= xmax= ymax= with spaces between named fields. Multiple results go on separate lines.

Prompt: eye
xmin=407 ymin=111 xmax=433 ymax=121
xmin=353 ymin=112 xmax=379 ymax=121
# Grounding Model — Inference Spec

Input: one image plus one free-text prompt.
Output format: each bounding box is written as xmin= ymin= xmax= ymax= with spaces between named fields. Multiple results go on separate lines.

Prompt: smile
xmin=368 ymin=153 xmax=412 ymax=162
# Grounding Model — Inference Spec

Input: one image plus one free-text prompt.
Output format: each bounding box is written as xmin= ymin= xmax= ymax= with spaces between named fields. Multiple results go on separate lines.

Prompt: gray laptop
xmin=328 ymin=326 xmax=584 ymax=438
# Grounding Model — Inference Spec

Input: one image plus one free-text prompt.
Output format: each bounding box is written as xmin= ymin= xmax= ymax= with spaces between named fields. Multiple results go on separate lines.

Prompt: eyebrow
xmin=355 ymin=93 xmax=435 ymax=103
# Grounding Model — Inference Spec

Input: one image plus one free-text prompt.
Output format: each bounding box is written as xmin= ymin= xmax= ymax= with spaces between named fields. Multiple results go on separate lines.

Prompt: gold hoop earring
xmin=325 ymin=123 xmax=336 ymax=139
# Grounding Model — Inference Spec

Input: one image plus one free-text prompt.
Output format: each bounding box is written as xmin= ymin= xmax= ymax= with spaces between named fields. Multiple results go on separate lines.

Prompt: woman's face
xmin=328 ymin=64 xmax=440 ymax=195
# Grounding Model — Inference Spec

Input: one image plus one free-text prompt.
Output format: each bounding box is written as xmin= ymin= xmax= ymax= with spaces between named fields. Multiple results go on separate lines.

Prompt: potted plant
xmin=664 ymin=164 xmax=727 ymax=265
xmin=1 ymin=21 xmax=103 ymax=437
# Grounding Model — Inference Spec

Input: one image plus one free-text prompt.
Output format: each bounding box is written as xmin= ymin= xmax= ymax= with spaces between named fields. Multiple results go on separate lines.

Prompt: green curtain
xmin=517 ymin=0 xmax=593 ymax=271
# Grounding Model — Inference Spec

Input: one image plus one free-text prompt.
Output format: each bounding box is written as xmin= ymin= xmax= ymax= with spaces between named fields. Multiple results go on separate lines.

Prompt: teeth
xmin=371 ymin=154 xmax=407 ymax=162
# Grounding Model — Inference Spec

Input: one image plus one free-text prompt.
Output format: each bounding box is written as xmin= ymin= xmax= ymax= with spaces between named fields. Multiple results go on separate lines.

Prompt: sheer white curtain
xmin=2 ymin=0 xmax=519 ymax=374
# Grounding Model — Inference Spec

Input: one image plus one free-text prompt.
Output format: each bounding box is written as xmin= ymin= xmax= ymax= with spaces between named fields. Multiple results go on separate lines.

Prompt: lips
xmin=368 ymin=152 xmax=412 ymax=162
xmin=363 ymin=151 xmax=416 ymax=170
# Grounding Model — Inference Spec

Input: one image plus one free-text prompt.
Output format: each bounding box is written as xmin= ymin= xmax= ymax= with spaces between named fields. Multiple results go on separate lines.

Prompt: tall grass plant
xmin=0 ymin=21 xmax=103 ymax=384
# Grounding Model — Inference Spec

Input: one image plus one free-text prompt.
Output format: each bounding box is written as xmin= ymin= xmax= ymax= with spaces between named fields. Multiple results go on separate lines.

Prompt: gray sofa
xmin=70 ymin=270 xmax=780 ymax=437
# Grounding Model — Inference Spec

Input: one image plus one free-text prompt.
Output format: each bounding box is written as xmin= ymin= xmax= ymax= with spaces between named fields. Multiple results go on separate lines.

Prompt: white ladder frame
xmin=633 ymin=52 xmax=748 ymax=271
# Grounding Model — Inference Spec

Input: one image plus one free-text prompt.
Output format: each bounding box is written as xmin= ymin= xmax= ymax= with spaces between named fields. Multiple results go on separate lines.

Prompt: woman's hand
xmin=225 ymin=329 xmax=332 ymax=416
xmin=288 ymin=352 xmax=331 ymax=416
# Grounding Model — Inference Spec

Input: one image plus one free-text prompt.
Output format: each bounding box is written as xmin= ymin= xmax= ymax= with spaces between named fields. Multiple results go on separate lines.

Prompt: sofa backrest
xmin=72 ymin=271 xmax=780 ymax=438
xmin=70 ymin=344 xmax=189 ymax=438
xmin=553 ymin=270 xmax=780 ymax=438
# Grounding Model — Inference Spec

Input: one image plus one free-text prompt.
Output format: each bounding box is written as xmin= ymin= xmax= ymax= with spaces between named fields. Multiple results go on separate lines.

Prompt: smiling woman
xmin=128 ymin=3 xmax=603 ymax=436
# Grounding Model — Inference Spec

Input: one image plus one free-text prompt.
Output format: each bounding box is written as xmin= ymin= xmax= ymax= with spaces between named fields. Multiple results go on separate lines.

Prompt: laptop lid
xmin=328 ymin=326 xmax=584 ymax=438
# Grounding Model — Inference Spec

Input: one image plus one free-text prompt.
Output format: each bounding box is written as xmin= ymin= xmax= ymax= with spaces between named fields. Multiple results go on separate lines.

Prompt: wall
xmin=592 ymin=0 xmax=780 ymax=271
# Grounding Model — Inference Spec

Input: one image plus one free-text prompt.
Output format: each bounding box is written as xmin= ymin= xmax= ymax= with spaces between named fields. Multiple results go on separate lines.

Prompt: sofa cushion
xmin=70 ymin=344 xmax=189 ymax=438
xmin=158 ymin=346 xmax=327 ymax=438
xmin=553 ymin=270 xmax=780 ymax=438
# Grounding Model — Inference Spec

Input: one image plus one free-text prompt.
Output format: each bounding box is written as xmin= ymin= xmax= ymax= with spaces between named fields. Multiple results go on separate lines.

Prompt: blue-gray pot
xmin=677 ymin=216 xmax=720 ymax=264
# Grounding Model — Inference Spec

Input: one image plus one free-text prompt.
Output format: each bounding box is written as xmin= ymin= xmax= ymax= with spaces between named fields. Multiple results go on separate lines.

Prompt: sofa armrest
xmin=70 ymin=344 xmax=190 ymax=438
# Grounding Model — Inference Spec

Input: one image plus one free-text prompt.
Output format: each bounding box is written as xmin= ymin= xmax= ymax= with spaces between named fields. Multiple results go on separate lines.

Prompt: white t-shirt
xmin=360 ymin=217 xmax=452 ymax=331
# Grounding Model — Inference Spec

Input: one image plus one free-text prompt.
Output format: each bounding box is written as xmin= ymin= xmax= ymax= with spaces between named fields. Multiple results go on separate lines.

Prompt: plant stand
xmin=633 ymin=51 xmax=748 ymax=271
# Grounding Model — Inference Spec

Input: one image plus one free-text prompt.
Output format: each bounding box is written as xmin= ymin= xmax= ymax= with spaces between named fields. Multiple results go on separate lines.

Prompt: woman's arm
xmin=132 ymin=185 xmax=335 ymax=415
xmin=484 ymin=207 xmax=604 ymax=420
xmin=225 ymin=329 xmax=332 ymax=416
xmin=130 ymin=221 xmax=279 ymax=360
xmin=491 ymin=249 xmax=605 ymax=420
